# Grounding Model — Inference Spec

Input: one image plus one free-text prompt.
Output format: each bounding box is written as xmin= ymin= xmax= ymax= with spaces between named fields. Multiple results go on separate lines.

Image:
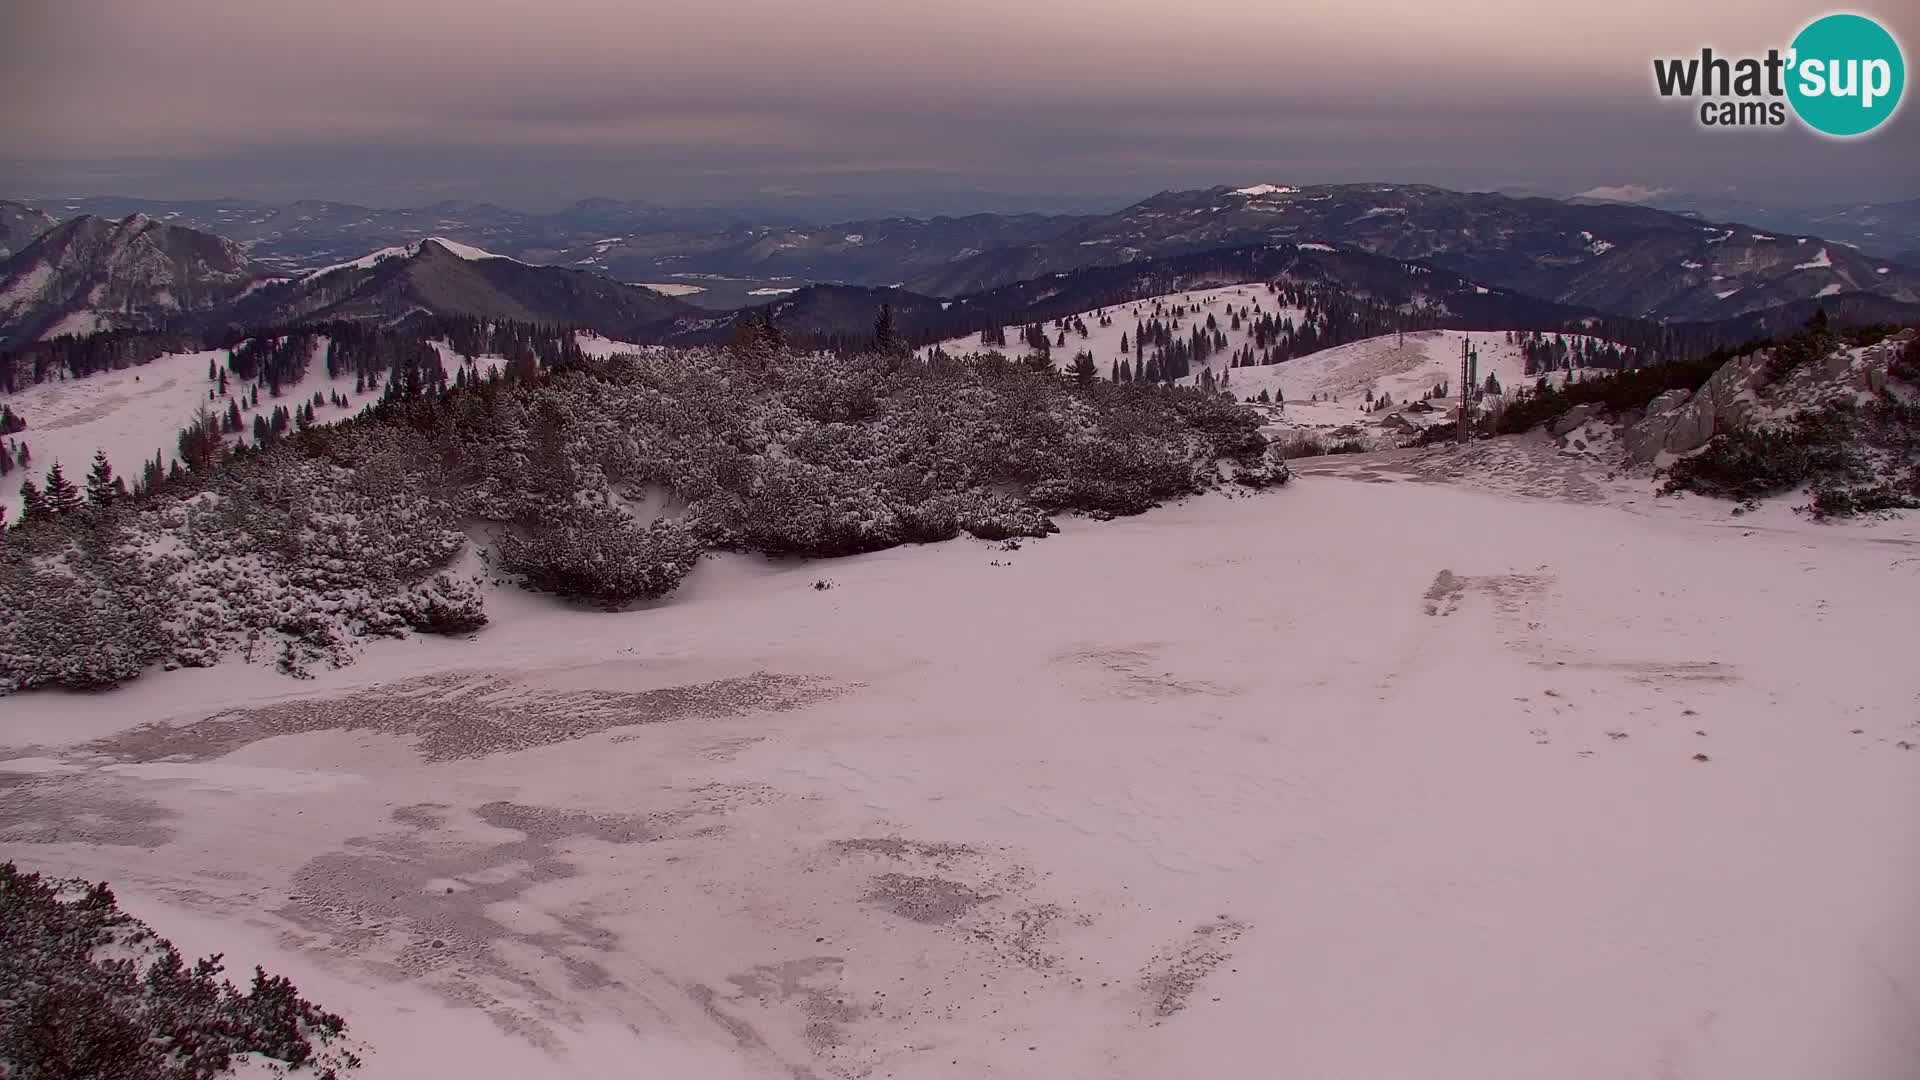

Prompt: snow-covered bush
xmin=497 ymin=510 xmax=702 ymax=608
xmin=0 ymin=862 xmax=360 ymax=1079
xmin=0 ymin=530 xmax=173 ymax=692
xmin=1 ymin=342 xmax=1283 ymax=689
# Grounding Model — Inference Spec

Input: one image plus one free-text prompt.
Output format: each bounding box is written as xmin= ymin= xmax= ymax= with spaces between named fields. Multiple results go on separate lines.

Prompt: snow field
xmin=2 ymin=476 xmax=1914 ymax=1079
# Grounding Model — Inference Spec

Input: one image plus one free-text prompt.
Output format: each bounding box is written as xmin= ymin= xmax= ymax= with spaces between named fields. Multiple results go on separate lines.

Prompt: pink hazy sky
xmin=1 ymin=0 xmax=1914 ymax=207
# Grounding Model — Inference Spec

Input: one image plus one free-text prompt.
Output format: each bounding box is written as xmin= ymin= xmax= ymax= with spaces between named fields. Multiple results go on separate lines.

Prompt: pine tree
xmin=17 ymin=479 xmax=47 ymax=523
xmin=43 ymin=462 xmax=82 ymax=516
xmin=1069 ymin=352 xmax=1098 ymax=386
xmin=85 ymin=450 xmax=122 ymax=509
xmin=142 ymin=451 xmax=165 ymax=495
xmin=178 ymin=404 xmax=223 ymax=472
xmin=872 ymin=305 xmax=905 ymax=357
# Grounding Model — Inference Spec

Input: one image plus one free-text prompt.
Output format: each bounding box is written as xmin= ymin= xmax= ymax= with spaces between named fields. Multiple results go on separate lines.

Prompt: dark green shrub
xmin=496 ymin=511 xmax=702 ymax=608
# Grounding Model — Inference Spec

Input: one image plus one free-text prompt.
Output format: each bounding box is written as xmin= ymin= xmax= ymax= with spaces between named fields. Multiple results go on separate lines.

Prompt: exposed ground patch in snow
xmin=2 ymin=474 xmax=1913 ymax=1079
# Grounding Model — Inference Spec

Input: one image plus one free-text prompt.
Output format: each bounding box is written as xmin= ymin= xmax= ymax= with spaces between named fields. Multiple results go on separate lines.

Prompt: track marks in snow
xmin=277 ymin=797 xmax=703 ymax=1051
xmin=1423 ymin=569 xmax=1467 ymax=615
xmin=1050 ymin=644 xmax=1238 ymax=701
xmin=1139 ymin=918 xmax=1248 ymax=1023
xmin=0 ymin=778 xmax=178 ymax=848
xmin=864 ymin=873 xmax=996 ymax=925
xmin=80 ymin=669 xmax=844 ymax=763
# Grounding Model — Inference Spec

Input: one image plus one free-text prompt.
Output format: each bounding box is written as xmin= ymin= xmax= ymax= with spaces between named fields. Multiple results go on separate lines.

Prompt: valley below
xmin=4 ymin=461 xmax=1915 ymax=1079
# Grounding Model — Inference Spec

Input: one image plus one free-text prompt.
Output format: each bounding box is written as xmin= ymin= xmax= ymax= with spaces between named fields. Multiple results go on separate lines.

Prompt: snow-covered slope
xmin=0 ymin=328 xmax=645 ymax=518
xmin=922 ymin=285 xmax=1620 ymax=443
xmin=303 ymin=236 xmax=522 ymax=279
xmin=921 ymin=283 xmax=1308 ymax=373
xmin=2 ymin=475 xmax=1913 ymax=1079
xmin=3 ymin=340 xmax=366 ymax=517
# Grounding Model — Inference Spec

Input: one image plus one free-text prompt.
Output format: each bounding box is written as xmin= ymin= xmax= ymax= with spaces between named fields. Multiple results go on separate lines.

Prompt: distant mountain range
xmin=903 ymin=184 xmax=1920 ymax=321
xmin=0 ymin=201 xmax=58 ymax=259
xmin=559 ymin=213 xmax=1094 ymax=292
xmin=0 ymin=219 xmax=701 ymax=346
xmin=13 ymin=196 xmax=778 ymax=272
xmin=233 ymin=236 xmax=696 ymax=339
xmin=0 ymin=214 xmax=273 ymax=342
xmin=1571 ymin=191 xmax=1920 ymax=264
xmin=3 ymin=182 xmax=1917 ymax=349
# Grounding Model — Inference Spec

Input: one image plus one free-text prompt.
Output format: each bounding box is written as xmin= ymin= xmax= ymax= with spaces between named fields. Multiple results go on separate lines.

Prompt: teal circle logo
xmin=1787 ymin=13 xmax=1905 ymax=136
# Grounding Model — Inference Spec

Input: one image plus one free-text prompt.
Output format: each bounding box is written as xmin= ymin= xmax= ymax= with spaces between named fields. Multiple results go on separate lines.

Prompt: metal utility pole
xmin=1458 ymin=337 xmax=1471 ymax=445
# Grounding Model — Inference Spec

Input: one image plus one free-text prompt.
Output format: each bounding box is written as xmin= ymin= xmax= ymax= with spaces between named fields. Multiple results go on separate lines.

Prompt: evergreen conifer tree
xmin=85 ymin=450 xmax=122 ymax=509
xmin=872 ymin=305 xmax=905 ymax=357
xmin=43 ymin=463 xmax=83 ymax=516
xmin=17 ymin=479 xmax=47 ymax=523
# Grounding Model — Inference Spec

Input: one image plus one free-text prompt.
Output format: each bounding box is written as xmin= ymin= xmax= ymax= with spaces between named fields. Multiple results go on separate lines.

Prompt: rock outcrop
xmin=1622 ymin=329 xmax=1915 ymax=465
xmin=1622 ymin=348 xmax=1772 ymax=464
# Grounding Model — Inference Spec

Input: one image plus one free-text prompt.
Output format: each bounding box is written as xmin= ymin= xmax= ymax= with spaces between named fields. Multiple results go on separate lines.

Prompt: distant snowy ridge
xmin=304 ymin=237 xmax=518 ymax=279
